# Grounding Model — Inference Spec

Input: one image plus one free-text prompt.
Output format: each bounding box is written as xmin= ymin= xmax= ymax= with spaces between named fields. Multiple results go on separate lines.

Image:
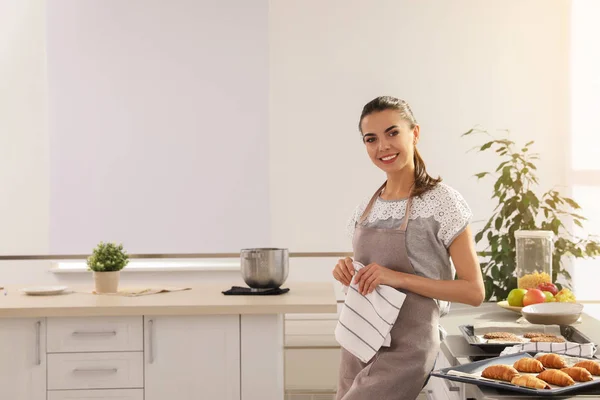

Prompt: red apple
xmin=523 ymin=288 xmax=547 ymax=307
xmin=537 ymin=282 xmax=558 ymax=296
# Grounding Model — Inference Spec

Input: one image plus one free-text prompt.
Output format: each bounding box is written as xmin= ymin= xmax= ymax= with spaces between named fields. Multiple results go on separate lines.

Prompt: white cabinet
xmin=0 ymin=318 xmax=46 ymax=399
xmin=144 ymin=315 xmax=240 ymax=400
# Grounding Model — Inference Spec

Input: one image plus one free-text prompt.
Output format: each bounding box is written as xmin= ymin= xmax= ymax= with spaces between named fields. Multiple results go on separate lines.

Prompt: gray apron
xmin=337 ymin=182 xmax=440 ymax=400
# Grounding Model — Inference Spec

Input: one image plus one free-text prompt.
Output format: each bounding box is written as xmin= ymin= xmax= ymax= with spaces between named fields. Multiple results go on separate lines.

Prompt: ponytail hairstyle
xmin=359 ymin=96 xmax=442 ymax=197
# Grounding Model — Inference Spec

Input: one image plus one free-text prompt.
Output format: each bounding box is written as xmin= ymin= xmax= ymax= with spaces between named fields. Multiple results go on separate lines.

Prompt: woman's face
xmin=360 ymin=109 xmax=419 ymax=174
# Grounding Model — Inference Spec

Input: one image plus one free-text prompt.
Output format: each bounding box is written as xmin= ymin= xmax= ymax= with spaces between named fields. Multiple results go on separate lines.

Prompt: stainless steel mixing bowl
xmin=240 ymin=248 xmax=289 ymax=289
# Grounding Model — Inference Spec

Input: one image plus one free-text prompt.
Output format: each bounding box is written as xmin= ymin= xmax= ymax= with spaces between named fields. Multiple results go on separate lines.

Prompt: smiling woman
xmin=332 ymin=96 xmax=485 ymax=400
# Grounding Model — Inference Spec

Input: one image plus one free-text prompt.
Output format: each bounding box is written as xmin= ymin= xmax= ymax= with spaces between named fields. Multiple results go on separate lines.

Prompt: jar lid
xmin=514 ymin=230 xmax=554 ymax=239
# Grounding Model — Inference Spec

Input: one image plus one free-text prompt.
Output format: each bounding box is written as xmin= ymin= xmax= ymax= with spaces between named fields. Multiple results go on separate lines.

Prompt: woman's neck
xmin=381 ymin=168 xmax=415 ymax=200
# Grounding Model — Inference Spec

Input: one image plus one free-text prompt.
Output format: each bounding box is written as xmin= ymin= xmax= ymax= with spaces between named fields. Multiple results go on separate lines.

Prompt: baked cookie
xmin=530 ymin=336 xmax=565 ymax=343
xmin=523 ymin=332 xmax=557 ymax=339
xmin=483 ymin=332 xmax=518 ymax=339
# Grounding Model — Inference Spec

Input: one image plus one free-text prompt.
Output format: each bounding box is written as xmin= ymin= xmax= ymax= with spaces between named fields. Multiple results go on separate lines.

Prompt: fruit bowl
xmin=521 ymin=302 xmax=584 ymax=325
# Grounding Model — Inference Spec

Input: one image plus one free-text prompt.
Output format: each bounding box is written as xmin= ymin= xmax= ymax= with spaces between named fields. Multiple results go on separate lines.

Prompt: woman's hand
xmin=354 ymin=263 xmax=397 ymax=295
xmin=332 ymin=257 xmax=355 ymax=286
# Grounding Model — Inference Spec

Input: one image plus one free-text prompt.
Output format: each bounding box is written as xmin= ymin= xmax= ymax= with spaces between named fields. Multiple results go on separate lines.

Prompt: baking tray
xmin=459 ymin=324 xmax=594 ymax=353
xmin=430 ymin=352 xmax=600 ymax=396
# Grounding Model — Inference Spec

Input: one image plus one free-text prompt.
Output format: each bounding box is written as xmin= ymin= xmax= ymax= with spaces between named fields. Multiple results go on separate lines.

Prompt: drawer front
xmin=48 ymin=389 xmax=144 ymax=400
xmin=48 ymin=352 xmax=143 ymax=390
xmin=48 ymin=317 xmax=143 ymax=353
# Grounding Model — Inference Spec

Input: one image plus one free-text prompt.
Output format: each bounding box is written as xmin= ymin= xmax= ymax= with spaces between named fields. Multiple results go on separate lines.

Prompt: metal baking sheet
xmin=459 ymin=324 xmax=594 ymax=353
xmin=430 ymin=352 xmax=600 ymax=396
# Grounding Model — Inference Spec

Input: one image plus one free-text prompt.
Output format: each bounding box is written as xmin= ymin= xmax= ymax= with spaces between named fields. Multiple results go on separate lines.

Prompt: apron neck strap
xmin=399 ymin=192 xmax=414 ymax=232
xmin=358 ymin=181 xmax=387 ymax=225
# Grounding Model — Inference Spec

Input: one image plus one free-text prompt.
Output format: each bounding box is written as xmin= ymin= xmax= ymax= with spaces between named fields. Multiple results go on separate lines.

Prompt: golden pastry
xmin=483 ymin=332 xmax=518 ymax=339
xmin=561 ymin=367 xmax=594 ymax=382
xmin=513 ymin=358 xmax=545 ymax=373
xmin=536 ymin=353 xmax=568 ymax=369
xmin=481 ymin=365 xmax=520 ymax=382
xmin=511 ymin=375 xmax=551 ymax=390
xmin=573 ymin=360 xmax=600 ymax=376
xmin=524 ymin=332 xmax=557 ymax=339
xmin=537 ymin=369 xmax=575 ymax=387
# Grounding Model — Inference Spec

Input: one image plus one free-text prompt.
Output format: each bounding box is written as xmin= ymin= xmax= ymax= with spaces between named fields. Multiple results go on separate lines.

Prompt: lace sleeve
xmin=436 ymin=185 xmax=473 ymax=247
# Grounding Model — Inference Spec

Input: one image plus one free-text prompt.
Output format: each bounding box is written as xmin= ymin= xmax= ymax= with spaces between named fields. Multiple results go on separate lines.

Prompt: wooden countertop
xmin=0 ymin=282 xmax=337 ymax=317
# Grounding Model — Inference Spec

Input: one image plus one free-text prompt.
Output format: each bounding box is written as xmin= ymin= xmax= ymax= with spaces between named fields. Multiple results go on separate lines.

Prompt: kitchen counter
xmin=435 ymin=302 xmax=600 ymax=399
xmin=0 ymin=281 xmax=336 ymax=400
xmin=0 ymin=281 xmax=337 ymax=317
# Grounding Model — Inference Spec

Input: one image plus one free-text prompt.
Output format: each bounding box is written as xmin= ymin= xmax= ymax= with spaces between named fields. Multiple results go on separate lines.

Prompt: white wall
xmin=269 ymin=0 xmax=570 ymax=253
xmin=1 ymin=0 xmax=572 ymax=287
xmin=0 ymin=0 xmax=49 ymax=255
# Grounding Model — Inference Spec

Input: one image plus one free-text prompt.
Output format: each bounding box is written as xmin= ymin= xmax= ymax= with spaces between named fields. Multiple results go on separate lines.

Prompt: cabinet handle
xmin=73 ymin=368 xmax=118 ymax=373
xmin=35 ymin=321 xmax=41 ymax=366
xmin=72 ymin=330 xmax=117 ymax=336
xmin=148 ymin=319 xmax=154 ymax=364
xmin=445 ymin=379 xmax=461 ymax=392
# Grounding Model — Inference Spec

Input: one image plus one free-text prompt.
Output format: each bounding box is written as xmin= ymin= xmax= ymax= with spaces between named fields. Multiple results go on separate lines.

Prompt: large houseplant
xmin=463 ymin=126 xmax=600 ymax=301
xmin=87 ymin=241 xmax=129 ymax=293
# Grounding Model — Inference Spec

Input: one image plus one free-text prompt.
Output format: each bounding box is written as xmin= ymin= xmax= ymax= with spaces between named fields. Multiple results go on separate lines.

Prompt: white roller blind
xmin=47 ymin=0 xmax=269 ymax=254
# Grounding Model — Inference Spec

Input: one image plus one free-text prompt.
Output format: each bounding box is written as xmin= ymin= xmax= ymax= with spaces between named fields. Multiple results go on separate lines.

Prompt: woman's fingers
xmin=364 ymin=275 xmax=379 ymax=295
xmin=337 ymin=259 xmax=352 ymax=284
xmin=343 ymin=257 xmax=355 ymax=280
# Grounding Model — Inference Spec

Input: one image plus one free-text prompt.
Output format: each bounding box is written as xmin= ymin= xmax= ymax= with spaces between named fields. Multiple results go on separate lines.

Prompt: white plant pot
xmin=93 ymin=271 xmax=120 ymax=293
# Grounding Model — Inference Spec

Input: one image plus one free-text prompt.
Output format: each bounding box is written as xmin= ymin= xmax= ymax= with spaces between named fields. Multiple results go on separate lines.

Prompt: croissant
xmin=561 ymin=367 xmax=594 ymax=382
xmin=481 ymin=365 xmax=520 ymax=382
xmin=573 ymin=360 xmax=600 ymax=376
xmin=537 ymin=369 xmax=575 ymax=387
xmin=536 ymin=353 xmax=568 ymax=369
xmin=513 ymin=358 xmax=545 ymax=373
xmin=511 ymin=375 xmax=551 ymax=390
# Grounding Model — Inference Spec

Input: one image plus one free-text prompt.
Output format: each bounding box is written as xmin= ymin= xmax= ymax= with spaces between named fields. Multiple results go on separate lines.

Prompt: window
xmin=570 ymin=0 xmax=600 ymax=301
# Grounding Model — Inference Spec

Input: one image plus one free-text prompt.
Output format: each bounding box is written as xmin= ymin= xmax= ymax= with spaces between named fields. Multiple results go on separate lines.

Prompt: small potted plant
xmin=87 ymin=241 xmax=129 ymax=293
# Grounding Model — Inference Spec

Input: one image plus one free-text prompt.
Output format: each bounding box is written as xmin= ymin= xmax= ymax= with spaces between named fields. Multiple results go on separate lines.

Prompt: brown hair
xmin=358 ymin=96 xmax=442 ymax=197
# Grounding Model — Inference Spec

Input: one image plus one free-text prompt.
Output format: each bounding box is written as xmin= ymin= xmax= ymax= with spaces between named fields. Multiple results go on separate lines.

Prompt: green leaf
xmin=513 ymin=179 xmax=523 ymax=193
xmin=461 ymin=128 xmax=475 ymax=136
xmin=480 ymin=141 xmax=494 ymax=151
xmin=545 ymin=199 xmax=556 ymax=209
xmin=475 ymin=172 xmax=490 ymax=179
xmin=522 ymin=148 xmax=528 ymax=152
xmin=574 ymin=219 xmax=583 ymax=228
xmin=475 ymin=231 xmax=484 ymax=243
xmin=525 ymin=140 xmax=534 ymax=146
xmin=563 ymin=197 xmax=581 ymax=209
xmin=496 ymin=161 xmax=509 ymax=172
xmin=495 ymin=217 xmax=503 ymax=230
xmin=491 ymin=265 xmax=500 ymax=280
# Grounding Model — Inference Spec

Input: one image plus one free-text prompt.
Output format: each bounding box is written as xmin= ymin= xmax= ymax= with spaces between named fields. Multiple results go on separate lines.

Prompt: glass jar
xmin=515 ymin=230 xmax=554 ymax=289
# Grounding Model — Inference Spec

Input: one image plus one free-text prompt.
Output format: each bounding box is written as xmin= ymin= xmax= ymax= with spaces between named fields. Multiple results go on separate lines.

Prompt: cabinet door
xmin=0 ymin=318 xmax=46 ymax=399
xmin=144 ymin=315 xmax=240 ymax=400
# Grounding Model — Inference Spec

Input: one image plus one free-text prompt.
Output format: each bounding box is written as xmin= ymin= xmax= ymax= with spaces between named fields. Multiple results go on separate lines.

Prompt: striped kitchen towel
xmin=335 ymin=262 xmax=406 ymax=363
xmin=500 ymin=341 xmax=597 ymax=358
